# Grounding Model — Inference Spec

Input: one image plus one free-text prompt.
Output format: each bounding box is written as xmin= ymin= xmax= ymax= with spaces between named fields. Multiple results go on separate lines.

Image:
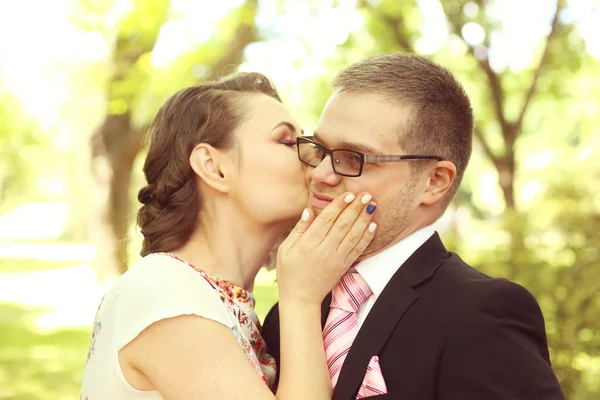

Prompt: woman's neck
xmin=172 ymin=210 xmax=287 ymax=291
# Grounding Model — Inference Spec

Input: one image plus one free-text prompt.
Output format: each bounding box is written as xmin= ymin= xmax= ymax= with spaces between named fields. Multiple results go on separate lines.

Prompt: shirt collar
xmin=354 ymin=225 xmax=435 ymax=298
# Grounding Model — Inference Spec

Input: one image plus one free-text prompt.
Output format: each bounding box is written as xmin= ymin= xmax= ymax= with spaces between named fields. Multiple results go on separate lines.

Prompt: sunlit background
xmin=0 ymin=0 xmax=599 ymax=398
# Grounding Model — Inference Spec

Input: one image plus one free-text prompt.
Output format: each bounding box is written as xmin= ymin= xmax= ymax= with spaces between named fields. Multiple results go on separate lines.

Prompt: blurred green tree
xmin=0 ymin=87 xmax=41 ymax=208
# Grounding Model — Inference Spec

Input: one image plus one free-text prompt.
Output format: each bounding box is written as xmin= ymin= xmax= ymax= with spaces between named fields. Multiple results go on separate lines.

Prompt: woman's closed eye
xmin=281 ymin=137 xmax=297 ymax=147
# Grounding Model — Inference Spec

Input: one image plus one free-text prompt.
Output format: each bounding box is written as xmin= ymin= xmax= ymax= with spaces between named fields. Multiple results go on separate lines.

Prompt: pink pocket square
xmin=356 ymin=355 xmax=388 ymax=399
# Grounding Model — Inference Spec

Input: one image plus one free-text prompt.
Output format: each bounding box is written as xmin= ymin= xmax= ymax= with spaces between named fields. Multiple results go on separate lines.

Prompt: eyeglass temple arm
xmin=364 ymin=155 xmax=443 ymax=163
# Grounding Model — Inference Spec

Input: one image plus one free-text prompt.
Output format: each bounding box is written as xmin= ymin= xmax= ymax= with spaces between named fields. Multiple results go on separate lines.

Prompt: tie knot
xmin=331 ymin=273 xmax=373 ymax=313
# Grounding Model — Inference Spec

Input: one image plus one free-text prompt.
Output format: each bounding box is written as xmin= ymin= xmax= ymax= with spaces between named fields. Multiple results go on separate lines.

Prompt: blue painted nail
xmin=366 ymin=204 xmax=377 ymax=214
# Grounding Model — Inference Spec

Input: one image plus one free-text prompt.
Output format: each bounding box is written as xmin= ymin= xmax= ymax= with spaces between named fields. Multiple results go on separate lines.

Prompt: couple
xmin=80 ymin=53 xmax=564 ymax=399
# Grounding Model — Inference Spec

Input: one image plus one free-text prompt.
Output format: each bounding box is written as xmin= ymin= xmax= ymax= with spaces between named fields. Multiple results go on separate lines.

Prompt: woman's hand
xmin=276 ymin=192 xmax=377 ymax=306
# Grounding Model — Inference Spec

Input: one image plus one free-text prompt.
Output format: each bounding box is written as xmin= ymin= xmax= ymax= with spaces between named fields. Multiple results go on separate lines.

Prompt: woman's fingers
xmin=344 ymin=220 xmax=377 ymax=267
xmin=279 ymin=208 xmax=314 ymax=252
xmin=321 ymin=193 xmax=374 ymax=249
xmin=301 ymin=192 xmax=356 ymax=245
xmin=335 ymin=198 xmax=376 ymax=253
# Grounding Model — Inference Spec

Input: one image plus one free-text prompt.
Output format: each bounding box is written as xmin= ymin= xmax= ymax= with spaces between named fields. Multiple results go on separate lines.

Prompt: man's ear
xmin=421 ymin=161 xmax=456 ymax=206
xmin=189 ymin=143 xmax=231 ymax=194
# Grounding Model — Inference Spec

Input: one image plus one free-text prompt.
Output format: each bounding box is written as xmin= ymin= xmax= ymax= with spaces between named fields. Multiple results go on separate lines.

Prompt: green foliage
xmin=0 ymin=90 xmax=42 ymax=207
xmin=134 ymin=1 xmax=259 ymax=126
xmin=108 ymin=0 xmax=170 ymax=114
xmin=72 ymin=0 xmax=170 ymax=118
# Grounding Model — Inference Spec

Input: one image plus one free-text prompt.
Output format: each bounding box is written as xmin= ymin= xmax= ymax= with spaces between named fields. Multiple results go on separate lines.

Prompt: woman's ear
xmin=421 ymin=160 xmax=456 ymax=206
xmin=189 ymin=143 xmax=231 ymax=194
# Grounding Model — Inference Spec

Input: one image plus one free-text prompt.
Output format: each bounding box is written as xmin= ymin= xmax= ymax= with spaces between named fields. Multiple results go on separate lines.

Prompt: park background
xmin=0 ymin=0 xmax=599 ymax=398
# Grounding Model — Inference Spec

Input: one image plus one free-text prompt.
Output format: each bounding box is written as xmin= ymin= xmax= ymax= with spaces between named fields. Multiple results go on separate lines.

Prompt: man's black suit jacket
xmin=261 ymin=233 xmax=564 ymax=399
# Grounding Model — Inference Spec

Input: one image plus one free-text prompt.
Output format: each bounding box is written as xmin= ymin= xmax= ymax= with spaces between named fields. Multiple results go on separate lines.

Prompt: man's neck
xmin=355 ymin=222 xmax=431 ymax=263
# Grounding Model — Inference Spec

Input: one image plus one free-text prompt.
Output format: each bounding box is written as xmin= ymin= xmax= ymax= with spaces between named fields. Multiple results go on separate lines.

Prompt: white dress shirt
xmin=353 ymin=225 xmax=435 ymax=329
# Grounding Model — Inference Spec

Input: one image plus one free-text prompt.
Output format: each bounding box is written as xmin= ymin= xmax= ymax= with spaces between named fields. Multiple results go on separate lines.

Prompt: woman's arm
xmin=121 ymin=315 xmax=276 ymax=399
xmin=277 ymin=300 xmax=331 ymax=398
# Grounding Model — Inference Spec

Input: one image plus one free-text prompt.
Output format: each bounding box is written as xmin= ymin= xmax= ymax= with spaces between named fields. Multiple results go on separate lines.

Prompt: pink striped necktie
xmin=323 ymin=273 xmax=373 ymax=389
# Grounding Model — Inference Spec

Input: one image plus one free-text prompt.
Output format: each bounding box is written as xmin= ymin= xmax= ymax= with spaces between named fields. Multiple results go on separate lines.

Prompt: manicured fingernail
xmin=361 ymin=194 xmax=372 ymax=204
xmin=366 ymin=204 xmax=377 ymax=214
xmin=344 ymin=193 xmax=356 ymax=203
xmin=301 ymin=208 xmax=310 ymax=221
xmin=368 ymin=222 xmax=377 ymax=232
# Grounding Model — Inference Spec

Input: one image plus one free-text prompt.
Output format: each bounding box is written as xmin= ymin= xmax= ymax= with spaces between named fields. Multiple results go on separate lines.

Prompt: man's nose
xmin=310 ymin=155 xmax=342 ymax=186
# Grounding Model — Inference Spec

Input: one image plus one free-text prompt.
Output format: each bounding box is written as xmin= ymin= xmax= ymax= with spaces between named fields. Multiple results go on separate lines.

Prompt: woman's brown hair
xmin=137 ymin=72 xmax=282 ymax=257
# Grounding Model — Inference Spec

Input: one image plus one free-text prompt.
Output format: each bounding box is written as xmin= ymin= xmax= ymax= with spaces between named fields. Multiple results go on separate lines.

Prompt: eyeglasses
xmin=296 ymin=136 xmax=443 ymax=177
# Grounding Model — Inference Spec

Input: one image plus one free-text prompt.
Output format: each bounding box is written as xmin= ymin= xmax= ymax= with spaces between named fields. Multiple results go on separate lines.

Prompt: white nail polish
xmin=344 ymin=193 xmax=356 ymax=203
xmin=361 ymin=194 xmax=372 ymax=204
xmin=301 ymin=208 xmax=310 ymax=222
xmin=368 ymin=223 xmax=377 ymax=233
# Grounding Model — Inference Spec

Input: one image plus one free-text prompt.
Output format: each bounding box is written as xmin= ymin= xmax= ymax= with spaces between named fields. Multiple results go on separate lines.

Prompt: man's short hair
xmin=332 ymin=53 xmax=474 ymax=209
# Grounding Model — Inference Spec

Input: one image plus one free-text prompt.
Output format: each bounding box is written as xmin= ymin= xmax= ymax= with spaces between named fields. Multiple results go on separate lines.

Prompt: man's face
xmin=306 ymin=91 xmax=425 ymax=256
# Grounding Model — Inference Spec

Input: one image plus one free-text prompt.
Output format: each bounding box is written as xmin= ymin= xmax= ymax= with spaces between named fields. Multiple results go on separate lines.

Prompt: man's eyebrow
xmin=312 ymin=132 xmax=384 ymax=155
xmin=272 ymin=121 xmax=304 ymax=135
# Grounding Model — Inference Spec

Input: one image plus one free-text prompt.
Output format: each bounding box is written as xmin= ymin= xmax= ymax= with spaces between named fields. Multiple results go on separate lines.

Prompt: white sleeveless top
xmin=80 ymin=253 xmax=276 ymax=399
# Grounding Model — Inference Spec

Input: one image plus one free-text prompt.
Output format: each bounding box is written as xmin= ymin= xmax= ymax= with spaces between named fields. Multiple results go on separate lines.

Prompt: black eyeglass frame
xmin=296 ymin=136 xmax=443 ymax=177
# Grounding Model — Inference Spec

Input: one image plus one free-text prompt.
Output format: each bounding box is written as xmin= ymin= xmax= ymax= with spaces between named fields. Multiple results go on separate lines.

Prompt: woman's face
xmin=229 ymin=93 xmax=307 ymax=228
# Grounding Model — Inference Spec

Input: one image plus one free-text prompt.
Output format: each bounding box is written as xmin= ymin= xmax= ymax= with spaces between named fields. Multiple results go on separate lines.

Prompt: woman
xmin=80 ymin=72 xmax=378 ymax=399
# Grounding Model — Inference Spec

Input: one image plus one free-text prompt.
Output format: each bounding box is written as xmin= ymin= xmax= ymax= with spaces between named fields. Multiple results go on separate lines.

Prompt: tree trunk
xmin=90 ymin=113 xmax=142 ymax=278
xmin=107 ymin=130 xmax=142 ymax=274
xmin=496 ymin=152 xmax=516 ymax=210
xmin=107 ymin=152 xmax=138 ymax=274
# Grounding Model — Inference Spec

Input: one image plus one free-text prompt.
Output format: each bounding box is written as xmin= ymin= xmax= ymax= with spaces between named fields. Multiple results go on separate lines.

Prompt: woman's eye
xmin=281 ymin=137 xmax=296 ymax=146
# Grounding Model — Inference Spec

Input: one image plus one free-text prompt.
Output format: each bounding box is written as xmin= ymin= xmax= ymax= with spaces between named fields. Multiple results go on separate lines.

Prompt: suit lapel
xmin=332 ymin=233 xmax=450 ymax=400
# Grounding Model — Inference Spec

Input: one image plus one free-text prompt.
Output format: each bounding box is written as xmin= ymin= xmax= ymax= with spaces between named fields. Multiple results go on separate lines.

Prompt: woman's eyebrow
xmin=272 ymin=121 xmax=304 ymax=135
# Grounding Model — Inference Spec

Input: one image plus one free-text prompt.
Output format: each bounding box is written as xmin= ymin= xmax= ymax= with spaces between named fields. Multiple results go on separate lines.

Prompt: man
xmin=262 ymin=53 xmax=564 ymax=399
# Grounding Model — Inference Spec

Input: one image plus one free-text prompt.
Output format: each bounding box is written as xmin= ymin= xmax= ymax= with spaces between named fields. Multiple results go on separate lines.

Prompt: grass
xmin=0 ymin=303 xmax=90 ymax=400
